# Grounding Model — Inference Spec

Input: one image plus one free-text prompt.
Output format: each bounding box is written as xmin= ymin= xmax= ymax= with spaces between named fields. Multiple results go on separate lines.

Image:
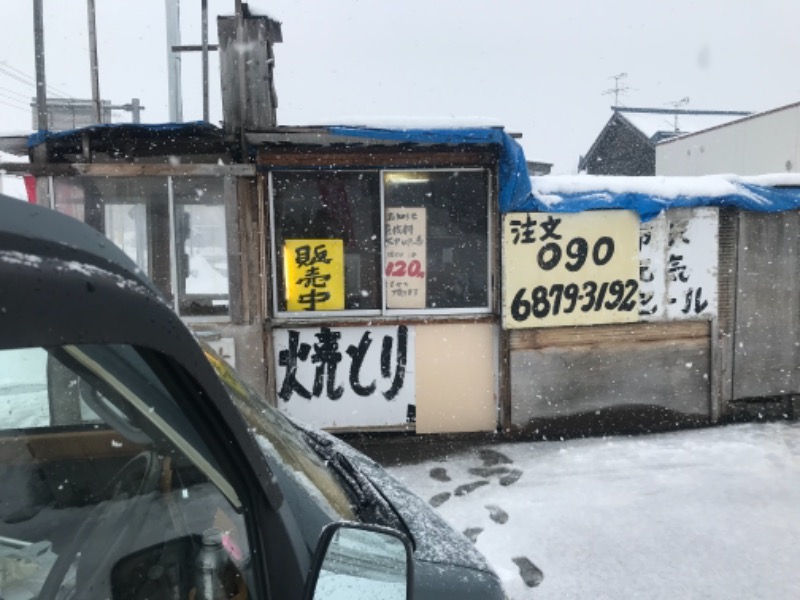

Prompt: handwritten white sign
xmin=385 ymin=207 xmax=427 ymax=309
xmin=638 ymin=208 xmax=718 ymax=321
xmin=274 ymin=325 xmax=416 ymax=429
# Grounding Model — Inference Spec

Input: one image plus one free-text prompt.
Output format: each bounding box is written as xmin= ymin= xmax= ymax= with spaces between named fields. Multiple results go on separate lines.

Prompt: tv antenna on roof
xmin=602 ymin=73 xmax=631 ymax=106
xmin=666 ymin=97 xmax=690 ymax=131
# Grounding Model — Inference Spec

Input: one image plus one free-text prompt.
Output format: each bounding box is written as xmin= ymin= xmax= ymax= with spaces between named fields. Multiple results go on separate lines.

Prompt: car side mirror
xmin=303 ymin=522 xmax=413 ymax=600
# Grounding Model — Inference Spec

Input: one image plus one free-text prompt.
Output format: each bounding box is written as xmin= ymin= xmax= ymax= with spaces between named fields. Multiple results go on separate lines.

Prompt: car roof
xmin=0 ymin=192 xmax=286 ymax=509
xmin=0 ymin=193 xmax=160 ymax=296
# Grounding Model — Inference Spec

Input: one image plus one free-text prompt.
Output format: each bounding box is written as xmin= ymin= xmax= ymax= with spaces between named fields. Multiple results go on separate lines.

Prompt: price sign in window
xmin=385 ymin=207 xmax=427 ymax=309
xmin=503 ymin=210 xmax=640 ymax=328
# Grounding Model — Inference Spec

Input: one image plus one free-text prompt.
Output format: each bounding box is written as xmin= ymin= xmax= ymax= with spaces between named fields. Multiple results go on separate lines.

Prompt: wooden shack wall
xmin=509 ymin=322 xmax=711 ymax=429
xmin=731 ymin=211 xmax=800 ymax=400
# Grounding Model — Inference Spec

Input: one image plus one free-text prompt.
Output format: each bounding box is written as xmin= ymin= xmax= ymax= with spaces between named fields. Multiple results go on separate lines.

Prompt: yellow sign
xmin=284 ymin=239 xmax=345 ymax=311
xmin=503 ymin=211 xmax=640 ymax=328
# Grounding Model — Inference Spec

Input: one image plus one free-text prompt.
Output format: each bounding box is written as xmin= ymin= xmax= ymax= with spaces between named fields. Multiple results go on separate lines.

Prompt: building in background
xmin=656 ymin=101 xmax=800 ymax=176
xmin=30 ymin=98 xmax=144 ymax=131
xmin=580 ymin=108 xmax=748 ymax=176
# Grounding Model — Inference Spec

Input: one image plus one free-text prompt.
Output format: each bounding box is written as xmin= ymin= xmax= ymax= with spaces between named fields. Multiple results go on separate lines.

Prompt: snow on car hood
xmin=323 ymin=433 xmax=494 ymax=574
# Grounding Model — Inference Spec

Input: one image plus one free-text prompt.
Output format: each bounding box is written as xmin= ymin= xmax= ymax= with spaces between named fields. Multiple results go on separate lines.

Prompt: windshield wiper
xmin=298 ymin=427 xmax=405 ymax=531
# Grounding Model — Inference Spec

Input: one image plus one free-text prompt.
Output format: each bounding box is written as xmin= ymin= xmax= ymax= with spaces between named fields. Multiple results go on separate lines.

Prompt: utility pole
xmin=167 ymin=0 xmax=219 ymax=123
xmin=33 ymin=0 xmax=48 ymax=132
xmin=165 ymin=0 xmax=183 ymax=122
xmin=202 ymin=0 xmax=209 ymax=122
xmin=87 ymin=0 xmax=102 ymax=124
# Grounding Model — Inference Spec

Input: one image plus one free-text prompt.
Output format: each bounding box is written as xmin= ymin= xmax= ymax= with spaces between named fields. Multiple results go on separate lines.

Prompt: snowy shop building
xmin=8 ymin=123 xmax=800 ymax=435
xmin=13 ymin=123 xmax=532 ymax=434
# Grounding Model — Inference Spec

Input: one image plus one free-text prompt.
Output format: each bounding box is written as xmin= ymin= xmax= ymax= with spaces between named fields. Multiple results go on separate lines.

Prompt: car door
xmin=0 ymin=342 xmax=286 ymax=600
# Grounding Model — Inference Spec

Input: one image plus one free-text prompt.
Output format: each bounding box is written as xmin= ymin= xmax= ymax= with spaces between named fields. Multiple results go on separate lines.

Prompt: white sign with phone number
xmin=502 ymin=210 xmax=640 ymax=329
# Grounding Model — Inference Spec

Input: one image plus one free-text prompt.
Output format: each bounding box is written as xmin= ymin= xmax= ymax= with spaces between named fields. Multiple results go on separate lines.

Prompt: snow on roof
xmin=519 ymin=173 xmax=800 ymax=221
xmin=658 ymin=99 xmax=800 ymax=145
xmin=0 ymin=150 xmax=28 ymax=164
xmin=314 ymin=116 xmax=505 ymax=130
xmin=620 ymin=111 xmax=747 ymax=140
xmin=532 ymin=173 xmax=800 ymax=199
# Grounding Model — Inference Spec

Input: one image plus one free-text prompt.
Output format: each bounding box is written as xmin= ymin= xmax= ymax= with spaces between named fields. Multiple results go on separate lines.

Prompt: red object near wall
xmin=23 ymin=175 xmax=36 ymax=203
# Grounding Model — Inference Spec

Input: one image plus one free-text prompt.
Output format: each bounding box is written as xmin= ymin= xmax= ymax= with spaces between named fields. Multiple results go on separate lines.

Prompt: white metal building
xmin=656 ymin=101 xmax=800 ymax=175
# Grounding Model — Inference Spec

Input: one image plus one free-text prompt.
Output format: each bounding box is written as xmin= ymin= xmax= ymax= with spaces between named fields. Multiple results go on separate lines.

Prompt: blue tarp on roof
xmin=327 ymin=126 xmax=800 ymax=220
xmin=328 ymin=126 xmax=533 ymax=217
xmin=28 ymin=123 xmax=800 ymax=221
xmin=27 ymin=121 xmax=220 ymax=148
xmin=522 ymin=181 xmax=800 ymax=222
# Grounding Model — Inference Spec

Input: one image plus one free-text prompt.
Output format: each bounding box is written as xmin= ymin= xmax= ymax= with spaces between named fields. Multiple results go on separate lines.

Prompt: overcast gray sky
xmin=2 ymin=0 xmax=800 ymax=173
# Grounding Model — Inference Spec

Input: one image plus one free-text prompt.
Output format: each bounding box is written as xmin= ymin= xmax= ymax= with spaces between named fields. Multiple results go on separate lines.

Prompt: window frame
xmin=49 ymin=175 xmax=233 ymax=323
xmin=268 ymin=167 xmax=493 ymax=319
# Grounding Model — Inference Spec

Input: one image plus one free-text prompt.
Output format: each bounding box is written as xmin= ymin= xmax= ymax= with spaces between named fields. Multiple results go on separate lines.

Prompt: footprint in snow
xmin=499 ymin=468 xmax=523 ymax=487
xmin=429 ymin=492 xmax=451 ymax=507
xmin=454 ymin=480 xmax=490 ymax=496
xmin=477 ymin=448 xmax=513 ymax=467
xmin=429 ymin=466 xmax=451 ymax=482
xmin=485 ymin=504 xmax=508 ymax=524
xmin=512 ymin=556 xmax=544 ymax=588
xmin=468 ymin=465 xmax=510 ymax=478
xmin=462 ymin=527 xmax=483 ymax=543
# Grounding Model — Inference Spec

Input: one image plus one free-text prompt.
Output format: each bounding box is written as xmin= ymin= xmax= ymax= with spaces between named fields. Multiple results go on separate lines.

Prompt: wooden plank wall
xmin=509 ymin=321 xmax=711 ymax=429
xmin=732 ymin=211 xmax=800 ymax=400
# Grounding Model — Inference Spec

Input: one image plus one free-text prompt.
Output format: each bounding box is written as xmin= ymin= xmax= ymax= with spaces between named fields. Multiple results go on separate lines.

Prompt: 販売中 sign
xmin=284 ymin=239 xmax=344 ymax=311
xmin=503 ymin=210 xmax=640 ymax=328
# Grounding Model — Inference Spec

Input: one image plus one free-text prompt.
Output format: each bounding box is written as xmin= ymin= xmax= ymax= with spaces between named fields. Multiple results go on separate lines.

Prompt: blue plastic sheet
xmin=328 ymin=126 xmax=532 ymax=214
xmin=27 ymin=121 xmax=219 ymax=148
xmin=29 ymin=123 xmax=800 ymax=221
xmin=327 ymin=127 xmax=800 ymax=220
xmin=521 ymin=181 xmax=800 ymax=221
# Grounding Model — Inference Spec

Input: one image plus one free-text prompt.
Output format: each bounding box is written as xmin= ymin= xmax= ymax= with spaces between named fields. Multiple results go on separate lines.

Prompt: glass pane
xmin=105 ymin=203 xmax=149 ymax=275
xmin=0 ymin=345 xmax=254 ymax=600
xmin=52 ymin=177 xmax=87 ymax=222
xmin=273 ymin=172 xmax=381 ymax=312
xmin=52 ymin=177 xmax=172 ymax=301
xmin=384 ymin=170 xmax=489 ymax=309
xmin=173 ymin=178 xmax=229 ymax=316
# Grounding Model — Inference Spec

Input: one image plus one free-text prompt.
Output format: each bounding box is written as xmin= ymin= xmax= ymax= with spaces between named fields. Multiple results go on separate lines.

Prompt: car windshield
xmin=203 ymin=348 xmax=356 ymax=521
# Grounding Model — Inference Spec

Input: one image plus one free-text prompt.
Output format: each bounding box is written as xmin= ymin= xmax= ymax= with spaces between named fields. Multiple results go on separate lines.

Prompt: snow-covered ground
xmin=387 ymin=422 xmax=800 ymax=599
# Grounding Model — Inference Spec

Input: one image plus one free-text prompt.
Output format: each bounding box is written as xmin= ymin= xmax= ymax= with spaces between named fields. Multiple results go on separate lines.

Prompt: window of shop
xmin=52 ymin=176 xmax=229 ymax=318
xmin=270 ymin=168 xmax=490 ymax=317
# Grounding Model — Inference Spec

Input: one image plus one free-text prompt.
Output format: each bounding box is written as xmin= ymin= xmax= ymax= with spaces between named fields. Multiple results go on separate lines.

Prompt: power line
xmin=0 ymin=61 xmax=72 ymax=98
xmin=0 ymin=98 xmax=29 ymax=113
xmin=0 ymin=85 xmax=30 ymax=101
xmin=0 ymin=90 xmax=29 ymax=108
xmin=0 ymin=62 xmax=72 ymax=99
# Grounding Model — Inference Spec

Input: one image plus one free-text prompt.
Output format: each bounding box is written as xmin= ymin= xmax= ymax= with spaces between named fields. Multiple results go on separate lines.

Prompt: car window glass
xmin=205 ymin=349 xmax=356 ymax=521
xmin=0 ymin=345 xmax=256 ymax=600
